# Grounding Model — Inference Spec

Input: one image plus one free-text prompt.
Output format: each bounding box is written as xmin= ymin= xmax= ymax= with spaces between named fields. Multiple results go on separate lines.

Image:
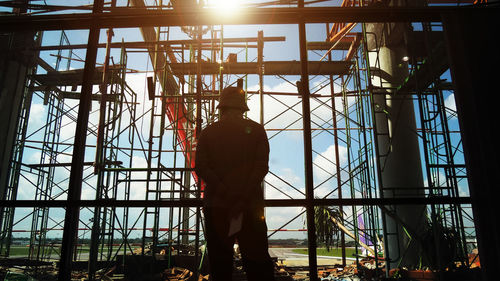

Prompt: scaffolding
xmin=0 ymin=1 xmax=490 ymax=280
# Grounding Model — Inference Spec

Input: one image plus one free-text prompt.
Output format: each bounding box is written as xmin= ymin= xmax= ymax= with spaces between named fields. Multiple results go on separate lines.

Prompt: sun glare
xmin=207 ymin=0 xmax=242 ymax=16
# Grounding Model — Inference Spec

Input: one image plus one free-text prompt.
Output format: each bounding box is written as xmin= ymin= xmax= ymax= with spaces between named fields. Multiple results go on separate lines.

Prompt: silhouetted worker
xmin=195 ymin=86 xmax=275 ymax=281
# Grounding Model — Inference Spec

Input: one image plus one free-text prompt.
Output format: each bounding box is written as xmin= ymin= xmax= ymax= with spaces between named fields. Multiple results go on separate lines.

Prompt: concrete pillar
xmin=368 ymin=25 xmax=426 ymax=268
xmin=0 ymin=32 xmax=35 ymax=200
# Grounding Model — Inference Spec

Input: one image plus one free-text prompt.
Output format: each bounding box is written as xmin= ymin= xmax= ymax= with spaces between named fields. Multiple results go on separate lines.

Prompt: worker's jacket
xmin=195 ymin=117 xmax=269 ymax=209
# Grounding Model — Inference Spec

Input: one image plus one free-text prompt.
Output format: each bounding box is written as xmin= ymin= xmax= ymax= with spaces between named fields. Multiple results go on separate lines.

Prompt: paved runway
xmin=268 ymin=248 xmax=355 ymax=267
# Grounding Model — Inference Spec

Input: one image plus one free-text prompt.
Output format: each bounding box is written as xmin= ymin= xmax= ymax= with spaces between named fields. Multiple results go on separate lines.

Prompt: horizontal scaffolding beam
xmin=0 ymin=196 xmax=472 ymax=208
xmin=307 ymin=37 xmax=359 ymax=50
xmin=30 ymin=36 xmax=286 ymax=51
xmin=0 ymin=6 xmax=496 ymax=32
xmin=170 ymin=61 xmax=352 ymax=75
xmin=32 ymin=66 xmax=123 ymax=86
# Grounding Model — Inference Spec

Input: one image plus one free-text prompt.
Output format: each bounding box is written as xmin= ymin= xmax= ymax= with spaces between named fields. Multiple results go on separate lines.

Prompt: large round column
xmin=368 ymin=26 xmax=426 ymax=268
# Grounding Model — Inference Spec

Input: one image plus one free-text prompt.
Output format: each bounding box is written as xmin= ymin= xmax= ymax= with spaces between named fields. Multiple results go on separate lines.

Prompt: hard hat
xmin=216 ymin=87 xmax=249 ymax=111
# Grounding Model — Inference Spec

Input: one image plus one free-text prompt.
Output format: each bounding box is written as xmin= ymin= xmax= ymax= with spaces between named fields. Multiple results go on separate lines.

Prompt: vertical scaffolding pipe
xmin=354 ymin=55 xmax=382 ymax=272
xmin=59 ymin=0 xmax=103 ymax=280
xmin=297 ymin=1 xmax=318 ymax=279
xmin=332 ymin=81 xmax=346 ymax=263
xmin=219 ymin=26 xmax=224 ymax=94
xmin=361 ymin=23 xmax=391 ymax=276
xmin=257 ymin=30 xmax=264 ymax=125
xmin=95 ymin=27 xmax=114 ymax=173
xmin=326 ymin=22 xmax=346 ymax=267
xmin=194 ymin=24 xmax=203 ymax=280
xmin=88 ymin=25 xmax=114 ymax=281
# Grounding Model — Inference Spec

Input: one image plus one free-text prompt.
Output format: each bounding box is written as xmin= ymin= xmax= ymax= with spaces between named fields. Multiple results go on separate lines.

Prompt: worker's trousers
xmin=203 ymin=206 xmax=275 ymax=281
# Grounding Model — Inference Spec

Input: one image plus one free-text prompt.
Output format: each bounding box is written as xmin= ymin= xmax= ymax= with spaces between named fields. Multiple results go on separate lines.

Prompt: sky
xmin=6 ymin=0 xmax=473 ymax=247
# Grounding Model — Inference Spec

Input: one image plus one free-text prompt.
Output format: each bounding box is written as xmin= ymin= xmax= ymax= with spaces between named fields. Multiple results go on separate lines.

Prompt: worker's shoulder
xmin=242 ymin=117 xmax=263 ymax=128
xmin=240 ymin=118 xmax=266 ymax=132
xmin=206 ymin=118 xmax=263 ymax=128
xmin=199 ymin=122 xmax=219 ymax=136
xmin=201 ymin=118 xmax=264 ymax=136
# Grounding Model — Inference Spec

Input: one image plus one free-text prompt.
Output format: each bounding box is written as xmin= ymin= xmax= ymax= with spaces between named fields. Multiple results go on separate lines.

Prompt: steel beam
xmin=297 ymin=1 xmax=318 ymax=279
xmin=29 ymin=36 xmax=285 ymax=51
xmin=0 ymin=6 xmax=496 ymax=32
xmin=0 ymin=197 xmax=473 ymax=208
xmin=31 ymin=66 xmax=123 ymax=86
xmin=307 ymin=37 xmax=358 ymax=50
xmin=168 ymin=61 xmax=352 ymax=76
xmin=58 ymin=1 xmax=103 ymax=280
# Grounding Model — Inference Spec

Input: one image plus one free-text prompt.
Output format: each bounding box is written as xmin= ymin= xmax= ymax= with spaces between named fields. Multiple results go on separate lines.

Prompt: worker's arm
xmin=247 ymin=125 xmax=270 ymax=187
xmin=195 ymin=130 xmax=224 ymax=193
xmin=231 ymin=125 xmax=269 ymax=213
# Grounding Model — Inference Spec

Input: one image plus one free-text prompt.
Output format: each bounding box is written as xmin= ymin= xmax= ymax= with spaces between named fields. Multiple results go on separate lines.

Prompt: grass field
xmin=7 ymin=246 xmax=63 ymax=257
xmin=292 ymin=247 xmax=358 ymax=257
xmin=6 ymin=246 xmax=31 ymax=256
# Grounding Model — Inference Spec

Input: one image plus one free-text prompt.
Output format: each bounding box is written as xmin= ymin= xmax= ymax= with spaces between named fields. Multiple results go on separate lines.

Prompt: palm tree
xmin=314 ymin=205 xmax=342 ymax=251
xmin=313 ymin=205 xmax=377 ymax=257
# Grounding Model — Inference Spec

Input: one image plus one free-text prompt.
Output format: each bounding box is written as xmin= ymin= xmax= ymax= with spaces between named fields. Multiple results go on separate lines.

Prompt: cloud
xmin=28 ymin=103 xmax=46 ymax=126
xmin=81 ymin=183 xmax=96 ymax=200
xmin=126 ymin=72 xmax=150 ymax=102
xmin=263 ymin=168 xmax=308 ymax=238
xmin=312 ymin=144 xmax=349 ymax=199
xmin=313 ymin=144 xmax=347 ymax=183
xmin=16 ymin=173 xmax=37 ymax=200
xmin=128 ymin=155 xmax=155 ymax=200
xmin=423 ymin=169 xmax=470 ymax=198
xmin=444 ymin=93 xmax=456 ymax=112
xmin=265 ymin=167 xmax=304 ymax=200
xmin=265 ymin=206 xmax=307 ymax=239
xmin=244 ymin=81 xmax=349 ymax=138
xmin=246 ymin=82 xmax=303 ymax=130
xmin=444 ymin=93 xmax=460 ymax=121
xmin=57 ymin=113 xmax=77 ymax=142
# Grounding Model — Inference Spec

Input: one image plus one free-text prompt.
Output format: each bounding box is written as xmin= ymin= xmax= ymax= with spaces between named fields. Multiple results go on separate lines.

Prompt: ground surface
xmin=7 ymin=246 xmax=357 ymax=267
xmin=268 ymin=248 xmax=356 ymax=267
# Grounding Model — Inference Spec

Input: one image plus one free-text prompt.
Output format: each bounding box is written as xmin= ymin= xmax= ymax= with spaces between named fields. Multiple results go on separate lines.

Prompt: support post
xmin=58 ymin=1 xmax=103 ymax=280
xmin=194 ymin=24 xmax=203 ymax=280
xmin=326 ymin=22 xmax=346 ymax=266
xmin=88 ymin=24 xmax=114 ymax=281
xmin=298 ymin=1 xmax=318 ymax=278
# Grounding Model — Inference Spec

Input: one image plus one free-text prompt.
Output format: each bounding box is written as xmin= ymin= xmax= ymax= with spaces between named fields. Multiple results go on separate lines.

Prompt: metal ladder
xmin=29 ymin=90 xmax=63 ymax=261
xmin=362 ymin=28 xmax=403 ymax=269
xmin=0 ymin=31 xmax=43 ymax=257
xmin=417 ymin=82 xmax=469 ymax=266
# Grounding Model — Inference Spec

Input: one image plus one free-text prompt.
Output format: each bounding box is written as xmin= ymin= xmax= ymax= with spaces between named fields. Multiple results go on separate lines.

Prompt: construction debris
xmin=3 ymin=272 xmax=37 ymax=281
xmin=0 ymin=259 xmax=58 ymax=281
xmin=161 ymin=267 xmax=192 ymax=281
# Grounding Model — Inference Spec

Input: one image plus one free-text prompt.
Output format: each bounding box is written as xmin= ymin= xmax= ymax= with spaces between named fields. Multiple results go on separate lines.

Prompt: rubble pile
xmin=160 ymin=267 xmax=193 ymax=281
xmin=0 ymin=248 xmax=483 ymax=281
xmin=0 ymin=259 xmax=57 ymax=281
xmin=270 ymin=258 xmax=385 ymax=281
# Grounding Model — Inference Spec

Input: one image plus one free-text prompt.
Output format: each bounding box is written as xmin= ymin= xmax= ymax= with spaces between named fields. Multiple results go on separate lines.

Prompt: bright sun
xmin=207 ymin=0 xmax=242 ymax=15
